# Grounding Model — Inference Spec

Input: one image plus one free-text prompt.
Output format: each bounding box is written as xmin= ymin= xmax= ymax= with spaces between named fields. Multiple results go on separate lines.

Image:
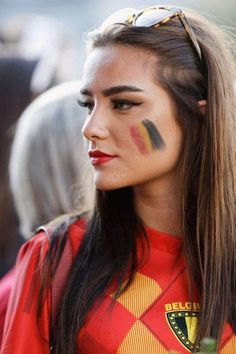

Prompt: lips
xmin=89 ymin=150 xmax=113 ymax=158
xmin=88 ymin=150 xmax=116 ymax=165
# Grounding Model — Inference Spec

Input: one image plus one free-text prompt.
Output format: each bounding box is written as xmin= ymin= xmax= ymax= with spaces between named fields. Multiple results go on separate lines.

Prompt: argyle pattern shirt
xmin=1 ymin=221 xmax=236 ymax=353
xmin=77 ymin=226 xmax=235 ymax=353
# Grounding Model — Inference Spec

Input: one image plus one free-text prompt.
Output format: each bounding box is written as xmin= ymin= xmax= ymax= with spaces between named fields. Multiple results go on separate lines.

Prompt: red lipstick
xmin=88 ymin=150 xmax=116 ymax=165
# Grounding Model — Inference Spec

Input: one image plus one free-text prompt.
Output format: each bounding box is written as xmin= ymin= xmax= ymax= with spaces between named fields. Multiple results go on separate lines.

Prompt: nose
xmin=82 ymin=107 xmax=110 ymax=142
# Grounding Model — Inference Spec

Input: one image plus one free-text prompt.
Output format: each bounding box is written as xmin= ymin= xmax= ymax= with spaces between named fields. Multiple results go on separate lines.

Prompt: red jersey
xmin=1 ymin=219 xmax=236 ymax=353
xmin=0 ymin=269 xmax=16 ymax=346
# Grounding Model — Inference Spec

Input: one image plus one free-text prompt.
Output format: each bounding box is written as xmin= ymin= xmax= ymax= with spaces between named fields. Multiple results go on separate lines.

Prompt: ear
xmin=198 ymin=99 xmax=207 ymax=114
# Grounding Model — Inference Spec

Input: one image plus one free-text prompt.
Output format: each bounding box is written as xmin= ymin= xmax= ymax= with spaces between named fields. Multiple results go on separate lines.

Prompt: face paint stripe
xmin=137 ymin=124 xmax=152 ymax=153
xmin=142 ymin=119 xmax=165 ymax=150
xmin=130 ymin=125 xmax=149 ymax=155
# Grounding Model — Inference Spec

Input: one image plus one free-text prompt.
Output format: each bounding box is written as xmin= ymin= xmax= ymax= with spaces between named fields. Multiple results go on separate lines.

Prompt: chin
xmin=94 ymin=177 xmax=128 ymax=191
xmin=95 ymin=183 xmax=121 ymax=191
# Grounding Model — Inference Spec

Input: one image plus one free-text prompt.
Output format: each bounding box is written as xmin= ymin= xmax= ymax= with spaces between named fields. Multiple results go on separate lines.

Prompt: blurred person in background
xmin=0 ymin=58 xmax=38 ymax=341
xmin=0 ymin=14 xmax=78 ymax=97
xmin=0 ymin=81 xmax=94 ymax=345
xmin=0 ymin=57 xmax=39 ymax=279
xmin=1 ymin=5 xmax=236 ymax=354
xmin=10 ymin=81 xmax=93 ymax=238
xmin=0 ymin=13 xmax=78 ymax=278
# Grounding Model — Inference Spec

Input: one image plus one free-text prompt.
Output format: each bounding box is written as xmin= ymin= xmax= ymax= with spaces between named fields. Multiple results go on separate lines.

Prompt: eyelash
xmin=77 ymin=99 xmax=142 ymax=114
xmin=111 ymin=99 xmax=142 ymax=111
xmin=77 ymin=99 xmax=94 ymax=113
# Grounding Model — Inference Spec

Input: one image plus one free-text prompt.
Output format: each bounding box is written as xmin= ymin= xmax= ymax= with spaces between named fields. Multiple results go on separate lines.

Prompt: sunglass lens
xmin=101 ymin=8 xmax=136 ymax=31
xmin=135 ymin=8 xmax=172 ymax=27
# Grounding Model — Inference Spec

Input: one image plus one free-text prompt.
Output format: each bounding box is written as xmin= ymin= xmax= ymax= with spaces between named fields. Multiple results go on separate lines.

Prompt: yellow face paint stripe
xmin=136 ymin=123 xmax=152 ymax=153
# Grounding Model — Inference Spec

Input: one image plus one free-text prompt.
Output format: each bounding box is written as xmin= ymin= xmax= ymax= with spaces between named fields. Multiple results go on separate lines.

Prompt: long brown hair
xmin=42 ymin=9 xmax=236 ymax=353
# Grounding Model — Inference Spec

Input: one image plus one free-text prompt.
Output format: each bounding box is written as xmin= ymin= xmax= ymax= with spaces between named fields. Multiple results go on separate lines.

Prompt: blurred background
xmin=0 ymin=0 xmax=235 ymax=77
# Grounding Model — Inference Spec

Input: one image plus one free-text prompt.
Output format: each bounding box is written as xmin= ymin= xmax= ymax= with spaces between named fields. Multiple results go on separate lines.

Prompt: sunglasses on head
xmin=101 ymin=6 xmax=202 ymax=61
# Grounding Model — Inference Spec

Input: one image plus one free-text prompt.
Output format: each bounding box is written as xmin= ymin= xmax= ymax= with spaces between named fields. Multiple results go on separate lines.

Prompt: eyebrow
xmin=80 ymin=85 xmax=144 ymax=97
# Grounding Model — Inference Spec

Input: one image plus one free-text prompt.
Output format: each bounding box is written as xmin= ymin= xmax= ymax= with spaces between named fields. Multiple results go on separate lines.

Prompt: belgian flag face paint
xmin=130 ymin=119 xmax=165 ymax=155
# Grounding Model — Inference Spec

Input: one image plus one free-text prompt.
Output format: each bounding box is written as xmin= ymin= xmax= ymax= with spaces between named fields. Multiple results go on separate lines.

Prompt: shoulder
xmin=67 ymin=218 xmax=87 ymax=256
xmin=17 ymin=217 xmax=87 ymax=264
xmin=17 ymin=230 xmax=49 ymax=263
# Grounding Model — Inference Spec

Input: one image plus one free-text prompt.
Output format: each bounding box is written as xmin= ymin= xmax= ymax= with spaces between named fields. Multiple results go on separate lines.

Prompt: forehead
xmin=82 ymin=45 xmax=157 ymax=91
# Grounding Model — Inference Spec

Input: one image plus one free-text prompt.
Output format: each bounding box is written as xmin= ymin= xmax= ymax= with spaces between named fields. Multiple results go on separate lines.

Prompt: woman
xmin=1 ymin=6 xmax=236 ymax=354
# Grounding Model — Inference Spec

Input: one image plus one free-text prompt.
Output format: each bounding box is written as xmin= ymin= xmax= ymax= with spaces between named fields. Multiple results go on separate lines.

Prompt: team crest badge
xmin=166 ymin=311 xmax=199 ymax=351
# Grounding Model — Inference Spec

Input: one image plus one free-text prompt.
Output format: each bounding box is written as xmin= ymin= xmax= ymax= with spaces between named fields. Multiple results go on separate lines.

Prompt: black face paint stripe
xmin=141 ymin=119 xmax=165 ymax=150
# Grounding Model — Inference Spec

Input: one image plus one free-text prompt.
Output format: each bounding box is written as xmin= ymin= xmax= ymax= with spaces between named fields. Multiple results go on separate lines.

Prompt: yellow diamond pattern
xmin=112 ymin=272 xmax=162 ymax=318
xmin=221 ymin=335 xmax=236 ymax=353
xmin=117 ymin=320 xmax=168 ymax=354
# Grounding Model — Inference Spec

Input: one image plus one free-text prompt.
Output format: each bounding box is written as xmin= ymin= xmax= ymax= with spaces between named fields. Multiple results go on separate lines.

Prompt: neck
xmin=133 ymin=176 xmax=183 ymax=238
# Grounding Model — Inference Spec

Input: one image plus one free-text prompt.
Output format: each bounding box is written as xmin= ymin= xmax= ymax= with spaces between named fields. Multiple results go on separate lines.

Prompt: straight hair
xmin=40 ymin=10 xmax=236 ymax=353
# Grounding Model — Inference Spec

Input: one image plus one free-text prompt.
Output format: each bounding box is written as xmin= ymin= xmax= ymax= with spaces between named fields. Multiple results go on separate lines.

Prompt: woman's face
xmin=81 ymin=44 xmax=183 ymax=191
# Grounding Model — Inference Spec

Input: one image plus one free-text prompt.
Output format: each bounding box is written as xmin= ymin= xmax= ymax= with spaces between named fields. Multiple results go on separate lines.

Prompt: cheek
xmin=129 ymin=124 xmax=150 ymax=155
xmin=129 ymin=119 xmax=166 ymax=155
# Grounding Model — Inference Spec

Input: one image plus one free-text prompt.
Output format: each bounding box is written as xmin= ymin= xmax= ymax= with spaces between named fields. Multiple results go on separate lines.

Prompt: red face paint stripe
xmin=130 ymin=125 xmax=149 ymax=155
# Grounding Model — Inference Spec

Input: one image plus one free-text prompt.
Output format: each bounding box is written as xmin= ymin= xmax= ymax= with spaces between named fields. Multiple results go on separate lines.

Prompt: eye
xmin=111 ymin=99 xmax=142 ymax=111
xmin=77 ymin=99 xmax=94 ymax=114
